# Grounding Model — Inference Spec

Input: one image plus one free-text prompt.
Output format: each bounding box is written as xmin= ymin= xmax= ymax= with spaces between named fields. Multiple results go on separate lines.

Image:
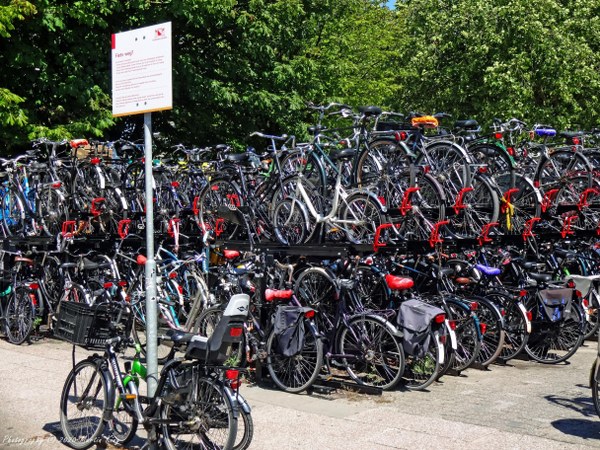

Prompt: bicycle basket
xmin=53 ymin=301 xmax=132 ymax=349
xmin=538 ymin=288 xmax=572 ymax=322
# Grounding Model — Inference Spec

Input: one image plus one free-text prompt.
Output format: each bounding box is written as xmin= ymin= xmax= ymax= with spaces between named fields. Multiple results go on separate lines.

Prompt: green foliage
xmin=0 ymin=0 xmax=599 ymax=152
xmin=391 ymin=0 xmax=600 ymax=129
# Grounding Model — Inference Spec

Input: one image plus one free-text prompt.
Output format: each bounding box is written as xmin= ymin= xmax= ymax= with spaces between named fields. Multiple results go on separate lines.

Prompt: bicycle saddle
xmin=559 ymin=131 xmax=584 ymax=139
xmin=329 ymin=148 xmax=357 ymax=160
xmin=474 ymin=264 xmax=501 ymax=277
xmin=385 ymin=274 xmax=414 ymax=291
xmin=358 ymin=105 xmax=382 ymax=116
xmin=14 ymin=256 xmax=34 ymax=266
xmin=529 ymin=273 xmax=553 ymax=283
xmin=454 ymin=119 xmax=479 ymax=130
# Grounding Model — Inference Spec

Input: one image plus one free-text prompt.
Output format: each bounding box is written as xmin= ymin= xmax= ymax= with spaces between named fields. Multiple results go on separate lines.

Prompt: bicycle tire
xmin=446 ymin=299 xmax=481 ymax=371
xmin=401 ymin=328 xmax=441 ymax=391
xmin=266 ymin=323 xmax=324 ymax=393
xmin=446 ymin=174 xmax=500 ymax=239
xmin=59 ymin=358 xmax=108 ymax=449
xmin=38 ymin=186 xmax=69 ymax=236
xmin=272 ymin=197 xmax=311 ymax=245
xmin=524 ymin=301 xmax=585 ymax=364
xmin=108 ymin=380 xmax=139 ymax=445
xmin=1 ymin=188 xmax=24 ymax=236
xmin=197 ymin=177 xmax=244 ymax=241
xmin=337 ymin=315 xmax=404 ymax=390
xmin=233 ymin=407 xmax=254 ymax=450
xmin=340 ymin=193 xmax=385 ymax=244
xmin=5 ymin=286 xmax=35 ymax=344
xmin=472 ymin=296 xmax=505 ymax=367
xmin=161 ymin=376 xmax=237 ymax=450
xmin=495 ymin=297 xmax=529 ymax=362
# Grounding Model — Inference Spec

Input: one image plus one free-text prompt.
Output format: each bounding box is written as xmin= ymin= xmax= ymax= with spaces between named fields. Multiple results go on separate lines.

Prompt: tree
xmin=390 ymin=0 xmax=600 ymax=129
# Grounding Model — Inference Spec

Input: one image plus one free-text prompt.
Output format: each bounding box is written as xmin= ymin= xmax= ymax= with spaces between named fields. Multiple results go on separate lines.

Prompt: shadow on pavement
xmin=551 ymin=418 xmax=600 ymax=440
xmin=545 ymin=394 xmax=597 ymax=418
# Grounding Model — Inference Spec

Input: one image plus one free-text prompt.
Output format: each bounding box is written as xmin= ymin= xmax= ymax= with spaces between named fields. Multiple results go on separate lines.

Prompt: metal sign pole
xmin=144 ymin=112 xmax=158 ymax=397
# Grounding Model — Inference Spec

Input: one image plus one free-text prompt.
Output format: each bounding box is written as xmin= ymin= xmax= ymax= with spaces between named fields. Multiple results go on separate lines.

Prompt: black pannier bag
xmin=538 ymin=288 xmax=572 ymax=322
xmin=273 ymin=305 xmax=313 ymax=357
xmin=396 ymin=299 xmax=444 ymax=358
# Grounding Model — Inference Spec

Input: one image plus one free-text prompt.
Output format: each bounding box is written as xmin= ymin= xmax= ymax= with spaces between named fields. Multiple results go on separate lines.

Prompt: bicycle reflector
xmin=103 ymin=282 xmax=113 ymax=289
xmin=469 ymin=302 xmax=478 ymax=311
xmin=229 ymin=327 xmax=243 ymax=337
xmin=51 ymin=182 xmax=62 ymax=189
xmin=480 ymin=323 xmax=487 ymax=335
xmin=448 ymin=320 xmax=457 ymax=331
xmin=526 ymin=310 xmax=533 ymax=321
xmin=305 ymin=310 xmax=315 ymax=319
xmin=434 ymin=313 xmax=446 ymax=324
xmin=494 ymin=132 xmax=503 ymax=140
xmin=225 ymin=369 xmax=241 ymax=389
xmin=29 ymin=283 xmax=39 ymax=290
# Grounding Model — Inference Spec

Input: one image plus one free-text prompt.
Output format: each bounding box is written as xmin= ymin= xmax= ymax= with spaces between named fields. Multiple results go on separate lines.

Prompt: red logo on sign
xmin=155 ymin=28 xmax=165 ymax=38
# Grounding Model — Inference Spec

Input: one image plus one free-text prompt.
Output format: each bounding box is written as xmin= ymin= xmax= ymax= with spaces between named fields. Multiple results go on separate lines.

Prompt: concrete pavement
xmin=0 ymin=335 xmax=599 ymax=449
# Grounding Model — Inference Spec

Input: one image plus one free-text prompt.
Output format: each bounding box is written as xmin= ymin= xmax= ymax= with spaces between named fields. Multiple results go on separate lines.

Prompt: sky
xmin=386 ymin=0 xmax=395 ymax=8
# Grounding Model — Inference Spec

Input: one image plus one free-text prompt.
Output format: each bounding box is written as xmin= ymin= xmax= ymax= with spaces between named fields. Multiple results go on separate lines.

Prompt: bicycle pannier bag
xmin=396 ymin=299 xmax=444 ymax=358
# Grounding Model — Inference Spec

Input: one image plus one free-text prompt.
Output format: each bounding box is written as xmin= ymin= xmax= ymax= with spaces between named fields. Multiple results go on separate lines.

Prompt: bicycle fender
xmin=435 ymin=331 xmax=445 ymax=365
xmin=444 ymin=319 xmax=458 ymax=350
xmin=223 ymin=386 xmax=240 ymax=419
xmin=517 ymin=302 xmax=532 ymax=334
xmin=234 ymin=392 xmax=252 ymax=414
xmin=349 ymin=313 xmax=403 ymax=339
xmin=344 ymin=189 xmax=388 ymax=213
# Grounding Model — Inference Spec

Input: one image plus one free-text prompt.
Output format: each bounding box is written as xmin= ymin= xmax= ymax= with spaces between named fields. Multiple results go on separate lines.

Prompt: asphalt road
xmin=0 ymin=335 xmax=599 ymax=449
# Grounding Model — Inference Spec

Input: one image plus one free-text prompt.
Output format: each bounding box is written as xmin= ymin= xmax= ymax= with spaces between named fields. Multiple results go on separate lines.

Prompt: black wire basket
xmin=54 ymin=300 xmax=132 ymax=349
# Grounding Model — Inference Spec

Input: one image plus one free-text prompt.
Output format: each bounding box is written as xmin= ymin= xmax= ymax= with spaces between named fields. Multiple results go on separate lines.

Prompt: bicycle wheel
xmin=447 ymin=300 xmax=481 ymax=371
xmin=355 ymin=139 xmax=412 ymax=188
xmin=1 ymin=189 xmax=24 ymax=236
xmin=396 ymin=172 xmax=446 ymax=241
xmin=233 ymin=407 xmax=254 ymax=450
xmin=495 ymin=173 xmax=541 ymax=235
xmin=266 ymin=324 xmax=324 ymax=393
xmin=161 ymin=377 xmax=237 ymax=450
xmin=401 ymin=329 xmax=441 ymax=391
xmin=584 ymin=289 xmax=600 ymax=340
xmin=272 ymin=197 xmax=311 ymax=245
xmin=108 ymin=380 xmax=138 ymax=445
xmin=293 ymin=267 xmax=337 ymax=324
xmin=337 ymin=315 xmax=404 ymax=390
xmin=60 ymin=359 xmax=108 ymax=449
xmin=5 ymin=286 xmax=35 ymax=344
xmin=38 ymin=186 xmax=69 ymax=236
xmin=340 ymin=194 xmax=385 ymax=244
xmin=446 ymin=174 xmax=500 ymax=239
xmin=280 ymin=148 xmax=327 ymax=195
xmin=472 ymin=297 xmax=505 ymax=367
xmin=497 ymin=299 xmax=529 ymax=362
xmin=197 ymin=178 xmax=244 ymax=241
xmin=525 ymin=301 xmax=585 ymax=364
xmin=354 ymin=265 xmax=389 ymax=310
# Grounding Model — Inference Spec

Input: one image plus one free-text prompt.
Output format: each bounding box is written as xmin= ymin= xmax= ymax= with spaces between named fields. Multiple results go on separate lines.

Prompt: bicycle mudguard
xmin=348 ymin=312 xmax=403 ymax=339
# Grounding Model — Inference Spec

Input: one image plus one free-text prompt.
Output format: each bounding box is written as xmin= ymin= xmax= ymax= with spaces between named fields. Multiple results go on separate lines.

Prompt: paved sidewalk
xmin=0 ymin=336 xmax=599 ymax=449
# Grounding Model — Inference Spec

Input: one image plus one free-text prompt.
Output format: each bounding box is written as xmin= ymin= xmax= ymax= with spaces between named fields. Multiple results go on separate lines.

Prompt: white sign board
xmin=111 ymin=22 xmax=172 ymax=117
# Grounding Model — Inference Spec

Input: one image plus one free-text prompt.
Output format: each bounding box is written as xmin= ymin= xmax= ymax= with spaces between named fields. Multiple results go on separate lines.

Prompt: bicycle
xmin=58 ymin=293 xmax=250 ymax=449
